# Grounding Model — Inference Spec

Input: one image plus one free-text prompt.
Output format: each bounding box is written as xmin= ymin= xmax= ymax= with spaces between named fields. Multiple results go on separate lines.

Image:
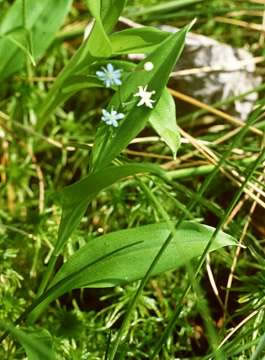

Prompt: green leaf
xmin=149 ymin=89 xmax=181 ymax=159
xmin=100 ymin=0 xmax=127 ymax=34
xmin=0 ymin=28 xmax=35 ymax=66
xmin=54 ymin=163 xmax=163 ymax=255
xmin=29 ymin=222 xmax=236 ymax=317
xmin=0 ymin=0 xmax=72 ymax=80
xmin=110 ymin=27 xmax=169 ymax=55
xmin=85 ymin=0 xmax=101 ymax=16
xmin=53 ymin=222 xmax=237 ymax=287
xmin=91 ymin=24 xmax=192 ymax=171
xmin=85 ymin=0 xmax=112 ymax=57
xmin=0 ymin=323 xmax=54 ymax=360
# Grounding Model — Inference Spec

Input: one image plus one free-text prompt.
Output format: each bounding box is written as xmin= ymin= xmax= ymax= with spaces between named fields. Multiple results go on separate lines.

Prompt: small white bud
xmin=144 ymin=62 xmax=154 ymax=72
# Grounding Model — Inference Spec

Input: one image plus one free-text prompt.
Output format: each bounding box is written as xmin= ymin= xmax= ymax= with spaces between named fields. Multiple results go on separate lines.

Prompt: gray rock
xmin=161 ymin=25 xmax=262 ymax=120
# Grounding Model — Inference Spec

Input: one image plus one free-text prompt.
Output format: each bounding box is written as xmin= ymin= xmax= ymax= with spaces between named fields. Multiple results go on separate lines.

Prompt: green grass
xmin=1 ymin=0 xmax=265 ymax=359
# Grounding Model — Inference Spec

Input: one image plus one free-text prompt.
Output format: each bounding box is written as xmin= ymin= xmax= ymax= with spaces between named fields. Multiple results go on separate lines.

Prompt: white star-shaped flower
xmin=134 ymin=85 xmax=156 ymax=109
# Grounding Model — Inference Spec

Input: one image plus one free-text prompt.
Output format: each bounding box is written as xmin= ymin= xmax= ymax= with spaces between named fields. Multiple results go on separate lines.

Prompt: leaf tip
xmin=189 ymin=18 xmax=197 ymax=29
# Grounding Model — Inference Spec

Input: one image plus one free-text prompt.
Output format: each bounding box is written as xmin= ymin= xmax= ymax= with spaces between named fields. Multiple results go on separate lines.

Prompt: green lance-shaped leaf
xmin=110 ymin=26 xmax=170 ymax=55
xmin=0 ymin=0 xmax=72 ymax=80
xmin=28 ymin=222 xmax=237 ymax=318
xmin=0 ymin=323 xmax=55 ymax=360
xmin=91 ymin=23 xmax=192 ymax=171
xmin=85 ymin=0 xmax=112 ymax=57
xmin=80 ymin=0 xmax=126 ymax=61
xmin=149 ymin=89 xmax=181 ymax=159
xmin=54 ymin=163 xmax=163 ymax=255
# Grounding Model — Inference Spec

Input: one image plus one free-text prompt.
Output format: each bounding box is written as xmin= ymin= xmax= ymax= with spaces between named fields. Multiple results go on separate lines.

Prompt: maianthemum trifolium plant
xmin=0 ymin=0 xmax=238 ymax=358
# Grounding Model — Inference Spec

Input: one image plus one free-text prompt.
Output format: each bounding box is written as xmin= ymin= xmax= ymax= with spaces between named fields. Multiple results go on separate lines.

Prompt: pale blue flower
xmin=101 ymin=108 xmax=125 ymax=127
xmin=96 ymin=63 xmax=122 ymax=88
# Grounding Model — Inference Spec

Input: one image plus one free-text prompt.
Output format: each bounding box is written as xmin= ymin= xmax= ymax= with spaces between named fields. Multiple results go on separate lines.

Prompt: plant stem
xmin=167 ymin=155 xmax=259 ymax=180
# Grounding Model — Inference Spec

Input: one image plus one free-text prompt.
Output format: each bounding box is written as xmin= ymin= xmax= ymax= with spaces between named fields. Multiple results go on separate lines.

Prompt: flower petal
xmin=116 ymin=113 xmax=125 ymax=120
xmin=107 ymin=63 xmax=114 ymax=72
xmin=96 ymin=71 xmax=105 ymax=77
